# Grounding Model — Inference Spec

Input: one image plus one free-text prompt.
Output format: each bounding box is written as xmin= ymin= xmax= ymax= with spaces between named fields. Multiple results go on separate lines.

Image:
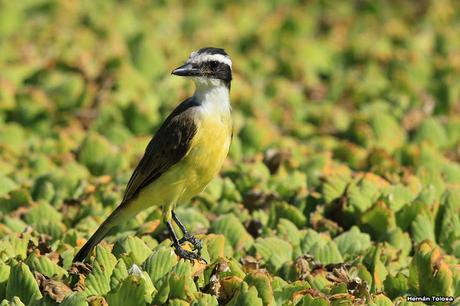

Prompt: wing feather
xmin=122 ymin=98 xmax=198 ymax=203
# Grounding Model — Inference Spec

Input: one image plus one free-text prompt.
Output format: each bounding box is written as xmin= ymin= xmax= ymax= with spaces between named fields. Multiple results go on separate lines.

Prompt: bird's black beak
xmin=171 ymin=63 xmax=201 ymax=76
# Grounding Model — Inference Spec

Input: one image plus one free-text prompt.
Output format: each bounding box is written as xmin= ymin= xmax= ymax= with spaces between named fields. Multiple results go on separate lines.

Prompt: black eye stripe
xmin=195 ymin=60 xmax=229 ymax=71
xmin=191 ymin=60 xmax=232 ymax=87
xmin=208 ymin=61 xmax=228 ymax=69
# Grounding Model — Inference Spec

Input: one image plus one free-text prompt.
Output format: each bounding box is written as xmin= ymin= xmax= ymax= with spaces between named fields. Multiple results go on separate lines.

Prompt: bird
xmin=73 ymin=47 xmax=233 ymax=262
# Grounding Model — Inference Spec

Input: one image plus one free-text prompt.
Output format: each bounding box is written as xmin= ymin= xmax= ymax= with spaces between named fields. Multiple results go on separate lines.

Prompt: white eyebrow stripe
xmin=192 ymin=54 xmax=232 ymax=68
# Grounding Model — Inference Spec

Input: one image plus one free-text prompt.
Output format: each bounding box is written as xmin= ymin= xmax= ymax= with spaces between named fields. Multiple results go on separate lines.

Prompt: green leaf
xmin=6 ymin=261 xmax=42 ymax=304
xmin=369 ymin=294 xmax=393 ymax=306
xmin=127 ymin=266 xmax=155 ymax=303
xmin=202 ymin=234 xmax=226 ymax=263
xmin=106 ymin=275 xmax=148 ymax=306
xmin=309 ymin=240 xmax=343 ymax=265
xmin=167 ymin=260 xmax=197 ymax=300
xmin=227 ymin=258 xmax=247 ymax=279
xmin=191 ymin=293 xmax=219 ymax=306
xmin=270 ymin=170 xmax=307 ymax=199
xmin=34 ymin=220 xmax=66 ymax=240
xmin=112 ymin=236 xmax=151 ymax=265
xmin=244 ymin=271 xmax=274 ymax=306
xmin=227 ymin=282 xmax=263 ymax=306
xmin=308 ymin=272 xmax=331 ymax=291
xmin=142 ymin=246 xmax=177 ymax=283
xmin=0 ymin=234 xmax=30 ymax=260
xmin=26 ymin=253 xmax=67 ymax=278
xmin=437 ymin=189 xmax=460 ymax=254
xmin=370 ymin=113 xmax=406 ymax=152
xmin=385 ymin=228 xmax=412 ymax=256
xmin=77 ymin=132 xmax=126 ymax=176
xmin=211 ymin=214 xmax=253 ymax=251
xmin=276 ymin=218 xmax=301 ymax=248
xmin=414 ymin=118 xmax=448 ymax=148
xmin=0 ymin=174 xmax=18 ymax=197
xmin=334 ymin=226 xmax=371 ymax=258
xmin=383 ymin=272 xmax=409 ymax=300
xmin=254 ymin=237 xmax=293 ymax=271
xmin=322 ymin=169 xmax=352 ymax=203
xmin=411 ymin=213 xmax=435 ymax=244
xmin=417 ymin=167 xmax=446 ymax=203
xmin=361 ymin=201 xmax=396 ymax=240
xmin=94 ymin=245 xmax=117 ymax=278
xmin=382 ymin=184 xmax=417 ymax=212
xmin=0 ymin=260 xmax=11 ymax=283
xmin=330 ymin=282 xmax=348 ymax=295
xmin=273 ymin=202 xmax=307 ymax=228
xmin=298 ymin=294 xmax=329 ymax=306
xmin=363 ymin=246 xmax=388 ymax=292
xmin=110 ymin=259 xmax=129 ymax=290
xmin=0 ymin=190 xmax=32 ymax=214
xmin=0 ymin=296 xmax=26 ymax=306
xmin=300 ymin=230 xmax=323 ymax=253
xmin=84 ymin=246 xmax=117 ymax=297
xmin=24 ymin=201 xmax=61 ymax=225
xmin=396 ymin=200 xmax=425 ymax=231
xmin=60 ymin=292 xmax=88 ymax=306
xmin=31 ymin=176 xmax=55 ymax=202
xmin=347 ymin=179 xmax=380 ymax=214
xmin=240 ymin=119 xmax=267 ymax=152
xmin=84 ymin=262 xmax=111 ymax=296
xmin=0 ymin=124 xmax=26 ymax=154
xmin=408 ymin=241 xmax=453 ymax=297
xmin=272 ymin=280 xmax=310 ymax=305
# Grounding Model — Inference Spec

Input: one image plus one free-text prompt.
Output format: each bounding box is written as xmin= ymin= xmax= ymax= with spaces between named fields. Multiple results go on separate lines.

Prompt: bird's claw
xmin=178 ymin=234 xmax=202 ymax=253
xmin=166 ymin=215 xmax=205 ymax=263
xmin=173 ymin=243 xmax=207 ymax=263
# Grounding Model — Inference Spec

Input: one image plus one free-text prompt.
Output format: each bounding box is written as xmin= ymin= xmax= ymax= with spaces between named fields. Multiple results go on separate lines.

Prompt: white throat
xmin=193 ymin=77 xmax=230 ymax=114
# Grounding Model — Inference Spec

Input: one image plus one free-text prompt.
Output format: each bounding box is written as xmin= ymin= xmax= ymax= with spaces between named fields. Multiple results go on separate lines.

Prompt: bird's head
xmin=172 ymin=47 xmax=232 ymax=89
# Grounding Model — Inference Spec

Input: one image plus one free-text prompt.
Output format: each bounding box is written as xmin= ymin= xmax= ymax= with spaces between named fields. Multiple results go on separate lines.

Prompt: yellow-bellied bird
xmin=73 ymin=47 xmax=233 ymax=262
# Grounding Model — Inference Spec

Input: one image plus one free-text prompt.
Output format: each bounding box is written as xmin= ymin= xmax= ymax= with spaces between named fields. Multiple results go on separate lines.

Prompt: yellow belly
xmin=129 ymin=111 xmax=231 ymax=216
xmin=179 ymin=114 xmax=232 ymax=201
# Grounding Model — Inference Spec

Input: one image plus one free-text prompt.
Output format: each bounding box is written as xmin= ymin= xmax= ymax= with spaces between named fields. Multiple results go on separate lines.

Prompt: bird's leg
xmin=172 ymin=210 xmax=202 ymax=255
xmin=166 ymin=221 xmax=201 ymax=261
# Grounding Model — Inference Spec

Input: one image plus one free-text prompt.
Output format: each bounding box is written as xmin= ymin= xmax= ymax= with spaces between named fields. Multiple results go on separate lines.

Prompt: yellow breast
xmin=179 ymin=111 xmax=232 ymax=201
xmin=130 ymin=109 xmax=231 ymax=213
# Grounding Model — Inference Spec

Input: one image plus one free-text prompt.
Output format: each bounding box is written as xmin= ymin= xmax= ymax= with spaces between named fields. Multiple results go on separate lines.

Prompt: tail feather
xmin=73 ymin=219 xmax=113 ymax=262
xmin=73 ymin=205 xmax=125 ymax=262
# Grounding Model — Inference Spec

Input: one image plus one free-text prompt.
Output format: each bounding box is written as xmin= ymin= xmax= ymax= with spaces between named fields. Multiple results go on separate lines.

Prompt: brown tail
xmin=73 ymin=205 xmax=124 ymax=262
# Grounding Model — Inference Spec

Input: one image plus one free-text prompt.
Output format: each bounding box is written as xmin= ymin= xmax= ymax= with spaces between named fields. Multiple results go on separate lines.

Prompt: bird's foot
xmin=178 ymin=233 xmax=202 ymax=254
xmin=167 ymin=214 xmax=206 ymax=263
xmin=172 ymin=242 xmax=207 ymax=263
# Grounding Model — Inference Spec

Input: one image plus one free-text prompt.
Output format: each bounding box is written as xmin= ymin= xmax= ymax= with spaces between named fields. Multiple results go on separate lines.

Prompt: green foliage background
xmin=0 ymin=0 xmax=459 ymax=305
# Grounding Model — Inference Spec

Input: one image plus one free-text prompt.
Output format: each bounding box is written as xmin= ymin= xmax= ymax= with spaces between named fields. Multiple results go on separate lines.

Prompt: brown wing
xmin=121 ymin=98 xmax=199 ymax=203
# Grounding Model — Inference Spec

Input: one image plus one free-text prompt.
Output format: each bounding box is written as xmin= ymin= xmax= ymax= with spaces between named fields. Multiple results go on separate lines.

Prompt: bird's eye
xmin=209 ymin=61 xmax=219 ymax=68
